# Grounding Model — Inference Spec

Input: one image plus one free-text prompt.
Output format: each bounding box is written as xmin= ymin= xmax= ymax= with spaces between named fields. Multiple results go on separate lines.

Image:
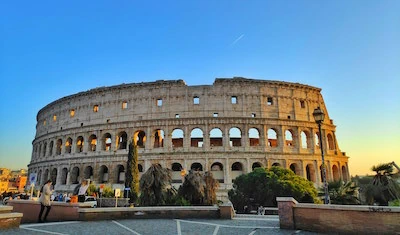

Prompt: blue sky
xmin=1 ymin=0 xmax=399 ymax=175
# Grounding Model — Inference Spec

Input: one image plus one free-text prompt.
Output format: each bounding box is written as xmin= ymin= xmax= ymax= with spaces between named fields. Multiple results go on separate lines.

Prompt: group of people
xmin=37 ymin=179 xmax=90 ymax=223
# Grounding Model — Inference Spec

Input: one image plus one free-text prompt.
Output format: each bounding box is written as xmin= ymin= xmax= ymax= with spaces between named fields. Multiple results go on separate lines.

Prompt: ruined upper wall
xmin=35 ymin=77 xmax=330 ymax=137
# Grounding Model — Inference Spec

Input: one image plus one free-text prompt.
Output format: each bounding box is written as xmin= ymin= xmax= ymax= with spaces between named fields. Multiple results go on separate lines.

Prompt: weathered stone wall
xmin=28 ymin=77 xmax=349 ymax=197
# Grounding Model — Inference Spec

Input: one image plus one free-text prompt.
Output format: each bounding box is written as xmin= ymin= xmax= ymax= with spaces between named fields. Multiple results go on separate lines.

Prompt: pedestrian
xmin=38 ymin=180 xmax=53 ymax=223
xmin=77 ymin=179 xmax=89 ymax=202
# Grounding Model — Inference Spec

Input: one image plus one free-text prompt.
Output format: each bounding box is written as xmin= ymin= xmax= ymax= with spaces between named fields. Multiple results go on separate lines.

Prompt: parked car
xmin=84 ymin=196 xmax=97 ymax=208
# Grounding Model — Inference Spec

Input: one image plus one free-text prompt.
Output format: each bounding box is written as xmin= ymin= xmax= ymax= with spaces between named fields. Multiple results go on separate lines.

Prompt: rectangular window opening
xmin=251 ymin=113 xmax=256 ymax=118
xmin=300 ymin=100 xmax=305 ymax=108
xmin=93 ymin=105 xmax=99 ymax=112
xmin=70 ymin=109 xmax=75 ymax=117
xmin=157 ymin=99 xmax=163 ymax=107
xmin=231 ymin=96 xmax=237 ymax=104
xmin=175 ymin=114 xmax=180 ymax=118
xmin=193 ymin=96 xmax=200 ymax=105
xmin=122 ymin=101 xmax=128 ymax=109
xmin=213 ymin=113 xmax=218 ymax=117
xmin=267 ymin=97 xmax=273 ymax=106
xmin=53 ymin=115 xmax=57 ymax=121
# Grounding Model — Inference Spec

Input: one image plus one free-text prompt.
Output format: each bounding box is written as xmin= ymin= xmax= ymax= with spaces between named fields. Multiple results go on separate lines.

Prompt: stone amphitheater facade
xmin=28 ymin=77 xmax=349 ymax=198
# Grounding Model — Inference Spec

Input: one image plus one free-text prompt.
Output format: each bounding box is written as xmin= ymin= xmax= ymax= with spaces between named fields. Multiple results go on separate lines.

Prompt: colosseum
xmin=28 ymin=77 xmax=349 ymax=199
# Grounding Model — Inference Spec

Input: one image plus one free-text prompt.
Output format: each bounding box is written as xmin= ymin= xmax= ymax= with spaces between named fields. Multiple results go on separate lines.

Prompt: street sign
xmin=29 ymin=173 xmax=37 ymax=185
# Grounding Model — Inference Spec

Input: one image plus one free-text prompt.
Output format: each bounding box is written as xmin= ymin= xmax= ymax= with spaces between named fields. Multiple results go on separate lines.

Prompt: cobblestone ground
xmin=1 ymin=215 xmax=317 ymax=235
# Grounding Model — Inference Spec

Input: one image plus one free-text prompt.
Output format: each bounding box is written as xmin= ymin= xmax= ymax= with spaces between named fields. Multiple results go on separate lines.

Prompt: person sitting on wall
xmin=74 ymin=179 xmax=89 ymax=203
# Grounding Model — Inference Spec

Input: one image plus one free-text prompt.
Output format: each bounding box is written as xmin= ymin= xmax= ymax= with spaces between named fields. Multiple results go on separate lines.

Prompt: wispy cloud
xmin=230 ymin=34 xmax=245 ymax=46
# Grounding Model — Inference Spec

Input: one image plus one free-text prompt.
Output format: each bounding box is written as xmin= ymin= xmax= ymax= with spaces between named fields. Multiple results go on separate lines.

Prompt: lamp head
xmin=313 ymin=107 xmax=325 ymax=123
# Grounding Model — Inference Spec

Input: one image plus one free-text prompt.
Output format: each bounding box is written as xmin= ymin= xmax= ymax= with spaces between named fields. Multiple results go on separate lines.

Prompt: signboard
xmin=115 ymin=188 xmax=121 ymax=197
xmin=29 ymin=173 xmax=37 ymax=185
xmin=99 ymin=184 xmax=105 ymax=193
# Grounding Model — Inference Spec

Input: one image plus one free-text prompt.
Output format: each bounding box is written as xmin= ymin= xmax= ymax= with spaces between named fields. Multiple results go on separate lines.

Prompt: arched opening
xmin=211 ymin=162 xmax=224 ymax=183
xmin=267 ymin=129 xmax=278 ymax=147
xmin=99 ymin=165 xmax=109 ymax=183
xmin=71 ymin=167 xmax=80 ymax=184
xmin=229 ymin=127 xmax=242 ymax=147
xmin=191 ymin=162 xmax=203 ymax=171
xmin=117 ymin=165 xmax=125 ymax=183
xmin=153 ymin=129 xmax=164 ymax=148
xmin=315 ymin=133 xmax=320 ymax=149
xmin=56 ymin=139 xmax=62 ymax=155
xmin=65 ymin=137 xmax=72 ymax=153
xmin=332 ymin=165 xmax=340 ymax=181
xmin=231 ymin=162 xmax=244 ymax=181
xmin=272 ymin=162 xmax=281 ymax=167
xmin=44 ymin=169 xmax=49 ymax=183
xmin=342 ymin=166 xmax=348 ymax=181
xmin=117 ymin=131 xmax=128 ymax=150
xmin=306 ymin=164 xmax=316 ymax=182
xmin=76 ymin=136 xmax=84 ymax=153
xmin=172 ymin=129 xmax=184 ymax=148
xmin=37 ymin=170 xmax=42 ymax=185
xmin=249 ymin=128 xmax=260 ymax=146
xmin=43 ymin=142 xmax=47 ymax=157
xmin=285 ymin=130 xmax=294 ymax=146
xmin=84 ymin=166 xmax=93 ymax=181
xmin=327 ymin=134 xmax=335 ymax=150
xmin=252 ymin=162 xmax=262 ymax=171
xmin=49 ymin=141 xmax=54 ymax=156
xmin=89 ymin=134 xmax=97 ymax=151
xmin=103 ymin=133 xmax=112 ymax=151
xmin=301 ymin=131 xmax=310 ymax=149
xmin=138 ymin=164 xmax=143 ymax=173
xmin=290 ymin=163 xmax=300 ymax=176
xmin=190 ymin=128 xmax=204 ymax=147
xmin=38 ymin=145 xmax=42 ymax=158
xmin=50 ymin=168 xmax=57 ymax=185
xmin=171 ymin=162 xmax=183 ymax=183
xmin=134 ymin=130 xmax=146 ymax=148
xmin=210 ymin=128 xmax=223 ymax=147
xmin=61 ymin=168 xmax=68 ymax=185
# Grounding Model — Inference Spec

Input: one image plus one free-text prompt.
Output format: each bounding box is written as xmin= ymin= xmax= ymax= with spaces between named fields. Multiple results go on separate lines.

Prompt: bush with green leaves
xmin=228 ymin=167 xmax=319 ymax=212
xmin=101 ymin=185 xmax=115 ymax=198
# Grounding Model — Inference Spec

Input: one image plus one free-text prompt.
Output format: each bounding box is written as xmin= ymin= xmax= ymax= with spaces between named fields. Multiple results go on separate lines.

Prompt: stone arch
xmin=267 ymin=128 xmax=278 ymax=147
xmin=102 ymin=133 xmax=112 ymax=151
xmin=71 ymin=166 xmax=80 ymax=184
xmin=210 ymin=128 xmax=223 ymax=147
xmin=272 ymin=162 xmax=281 ymax=167
xmin=134 ymin=130 xmax=146 ymax=148
xmin=76 ymin=136 xmax=84 ymax=153
xmin=65 ymin=137 xmax=72 ymax=153
xmin=56 ymin=139 xmax=62 ymax=155
xmin=327 ymin=133 xmax=335 ymax=150
xmin=138 ymin=164 xmax=143 ymax=173
xmin=117 ymin=165 xmax=125 ymax=183
xmin=49 ymin=141 xmax=54 ymax=156
xmin=342 ymin=165 xmax=348 ymax=181
xmin=61 ymin=168 xmax=68 ymax=185
xmin=117 ymin=131 xmax=128 ymax=150
xmin=50 ymin=168 xmax=57 ymax=185
xmin=84 ymin=166 xmax=93 ymax=181
xmin=301 ymin=131 xmax=310 ymax=149
xmin=153 ymin=129 xmax=164 ymax=148
xmin=190 ymin=128 xmax=204 ymax=147
xmin=44 ymin=169 xmax=49 ymax=183
xmin=229 ymin=127 xmax=242 ymax=147
xmin=289 ymin=163 xmax=301 ymax=176
xmin=37 ymin=170 xmax=42 ymax=185
xmin=306 ymin=164 xmax=316 ymax=183
xmin=172 ymin=128 xmax=184 ymax=148
xmin=191 ymin=162 xmax=203 ymax=171
xmin=171 ymin=162 xmax=183 ymax=183
xmin=285 ymin=129 xmax=294 ymax=147
xmin=252 ymin=162 xmax=263 ymax=171
xmin=249 ymin=128 xmax=260 ymax=146
xmin=211 ymin=162 xmax=224 ymax=183
xmin=38 ymin=144 xmax=42 ymax=159
xmin=332 ymin=165 xmax=340 ymax=181
xmin=231 ymin=162 xmax=244 ymax=181
xmin=99 ymin=165 xmax=109 ymax=183
xmin=89 ymin=134 xmax=97 ymax=151
xmin=43 ymin=142 xmax=47 ymax=157
xmin=315 ymin=132 xmax=320 ymax=149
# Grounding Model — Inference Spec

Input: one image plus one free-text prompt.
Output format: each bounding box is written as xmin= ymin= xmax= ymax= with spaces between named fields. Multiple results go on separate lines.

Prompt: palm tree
xmin=364 ymin=163 xmax=400 ymax=206
xmin=327 ymin=180 xmax=360 ymax=205
xmin=139 ymin=164 xmax=177 ymax=206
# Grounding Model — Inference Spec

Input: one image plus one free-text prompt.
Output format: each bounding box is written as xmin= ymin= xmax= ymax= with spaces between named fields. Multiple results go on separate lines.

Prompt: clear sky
xmin=0 ymin=1 xmax=399 ymax=176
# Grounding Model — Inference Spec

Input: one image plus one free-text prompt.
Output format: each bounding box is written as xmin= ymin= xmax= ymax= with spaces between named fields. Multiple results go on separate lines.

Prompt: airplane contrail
xmin=230 ymin=34 xmax=245 ymax=46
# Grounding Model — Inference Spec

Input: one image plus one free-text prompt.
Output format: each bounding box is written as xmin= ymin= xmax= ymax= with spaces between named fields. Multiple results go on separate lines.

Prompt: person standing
xmin=38 ymin=180 xmax=53 ymax=223
xmin=77 ymin=179 xmax=89 ymax=203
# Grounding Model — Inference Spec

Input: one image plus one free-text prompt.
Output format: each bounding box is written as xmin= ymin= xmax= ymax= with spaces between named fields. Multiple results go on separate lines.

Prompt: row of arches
xmin=33 ymin=126 xmax=337 ymax=159
xmin=33 ymin=160 xmax=348 ymax=187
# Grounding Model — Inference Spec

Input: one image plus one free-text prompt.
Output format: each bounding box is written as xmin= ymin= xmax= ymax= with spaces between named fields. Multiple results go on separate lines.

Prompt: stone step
xmin=0 ymin=206 xmax=13 ymax=214
xmin=0 ymin=212 xmax=23 ymax=229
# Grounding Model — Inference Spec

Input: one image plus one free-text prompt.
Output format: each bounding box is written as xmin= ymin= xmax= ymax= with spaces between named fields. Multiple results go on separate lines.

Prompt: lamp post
xmin=313 ymin=107 xmax=329 ymax=204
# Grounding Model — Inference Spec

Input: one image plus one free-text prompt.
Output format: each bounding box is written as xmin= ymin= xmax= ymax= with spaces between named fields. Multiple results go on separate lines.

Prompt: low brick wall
xmin=0 ymin=206 xmax=23 ymax=230
xmin=8 ymin=200 xmax=91 ymax=223
xmin=277 ymin=197 xmax=400 ymax=234
xmin=79 ymin=206 xmax=220 ymax=221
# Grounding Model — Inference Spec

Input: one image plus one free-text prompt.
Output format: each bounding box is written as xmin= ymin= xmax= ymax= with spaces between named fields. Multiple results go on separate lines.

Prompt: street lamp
xmin=313 ymin=106 xmax=329 ymax=204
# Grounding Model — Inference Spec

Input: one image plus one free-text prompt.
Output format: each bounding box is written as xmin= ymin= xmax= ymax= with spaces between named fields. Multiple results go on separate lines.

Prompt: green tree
xmin=179 ymin=170 xmax=219 ymax=205
xmin=139 ymin=164 xmax=177 ymax=206
xmin=364 ymin=163 xmax=400 ymax=206
xmin=228 ymin=167 xmax=319 ymax=212
xmin=326 ymin=180 xmax=360 ymax=205
xmin=125 ymin=140 xmax=140 ymax=204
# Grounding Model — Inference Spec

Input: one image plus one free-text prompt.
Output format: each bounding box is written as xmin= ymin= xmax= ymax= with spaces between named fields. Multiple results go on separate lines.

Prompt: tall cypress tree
xmin=125 ymin=139 xmax=139 ymax=204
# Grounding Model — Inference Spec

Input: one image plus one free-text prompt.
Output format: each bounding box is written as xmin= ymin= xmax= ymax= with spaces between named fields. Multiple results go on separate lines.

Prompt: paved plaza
xmin=2 ymin=215 xmax=316 ymax=235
